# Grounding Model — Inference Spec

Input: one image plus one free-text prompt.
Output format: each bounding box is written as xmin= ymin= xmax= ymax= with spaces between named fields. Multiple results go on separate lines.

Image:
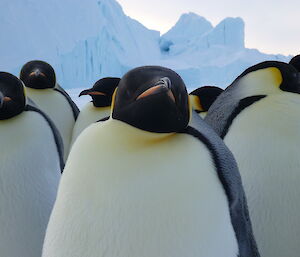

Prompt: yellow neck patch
xmin=110 ymin=87 xmax=118 ymax=117
xmin=238 ymin=67 xmax=284 ymax=97
xmin=267 ymin=67 xmax=283 ymax=87
xmin=189 ymin=95 xmax=204 ymax=112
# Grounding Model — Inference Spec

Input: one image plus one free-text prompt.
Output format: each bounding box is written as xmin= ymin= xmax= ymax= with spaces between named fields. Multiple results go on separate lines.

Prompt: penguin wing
xmin=97 ymin=116 xmax=110 ymax=122
xmin=25 ymin=104 xmax=65 ymax=172
xmin=26 ymin=97 xmax=38 ymax=107
xmin=54 ymin=87 xmax=80 ymax=120
xmin=182 ymin=111 xmax=260 ymax=257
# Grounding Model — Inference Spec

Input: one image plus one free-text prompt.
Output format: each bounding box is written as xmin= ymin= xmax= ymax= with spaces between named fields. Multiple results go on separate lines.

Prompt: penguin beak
xmin=29 ymin=69 xmax=46 ymax=77
xmin=136 ymin=77 xmax=175 ymax=102
xmin=79 ymin=89 xmax=106 ymax=97
xmin=0 ymin=92 xmax=11 ymax=109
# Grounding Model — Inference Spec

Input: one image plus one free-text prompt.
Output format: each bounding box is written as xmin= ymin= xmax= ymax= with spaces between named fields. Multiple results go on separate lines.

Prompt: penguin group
xmin=0 ymin=55 xmax=300 ymax=257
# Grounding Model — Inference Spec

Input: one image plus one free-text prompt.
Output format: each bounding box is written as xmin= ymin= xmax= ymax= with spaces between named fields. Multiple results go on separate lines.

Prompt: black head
xmin=190 ymin=86 xmax=223 ymax=112
xmin=79 ymin=77 xmax=120 ymax=107
xmin=112 ymin=66 xmax=190 ymax=133
xmin=20 ymin=60 xmax=56 ymax=89
xmin=236 ymin=61 xmax=300 ymax=94
xmin=0 ymin=72 xmax=26 ymax=120
xmin=289 ymin=55 xmax=300 ymax=72
xmin=205 ymin=61 xmax=300 ymax=138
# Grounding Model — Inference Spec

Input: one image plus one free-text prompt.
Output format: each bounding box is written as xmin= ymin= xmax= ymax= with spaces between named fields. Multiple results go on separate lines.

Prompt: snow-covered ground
xmin=0 ymin=0 xmax=292 ymax=90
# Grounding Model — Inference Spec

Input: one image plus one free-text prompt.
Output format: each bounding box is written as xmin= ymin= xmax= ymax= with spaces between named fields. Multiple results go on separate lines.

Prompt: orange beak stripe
xmin=3 ymin=97 xmax=12 ymax=102
xmin=88 ymin=91 xmax=106 ymax=96
xmin=29 ymin=71 xmax=46 ymax=77
xmin=136 ymin=85 xmax=175 ymax=102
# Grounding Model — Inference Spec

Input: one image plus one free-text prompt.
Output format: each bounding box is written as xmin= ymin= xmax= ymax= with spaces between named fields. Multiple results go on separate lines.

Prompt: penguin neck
xmin=90 ymin=102 xmax=111 ymax=111
xmin=189 ymin=95 xmax=203 ymax=112
xmin=204 ymin=88 xmax=240 ymax=137
xmin=0 ymin=111 xmax=24 ymax=123
xmin=25 ymin=87 xmax=54 ymax=93
xmin=107 ymin=118 xmax=176 ymax=144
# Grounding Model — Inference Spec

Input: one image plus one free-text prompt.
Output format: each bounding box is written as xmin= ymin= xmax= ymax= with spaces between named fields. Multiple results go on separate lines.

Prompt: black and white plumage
xmin=0 ymin=72 xmax=62 ymax=257
xmin=42 ymin=66 xmax=258 ymax=257
xmin=205 ymin=61 xmax=300 ymax=257
xmin=20 ymin=60 xmax=79 ymax=161
xmin=71 ymin=77 xmax=120 ymax=143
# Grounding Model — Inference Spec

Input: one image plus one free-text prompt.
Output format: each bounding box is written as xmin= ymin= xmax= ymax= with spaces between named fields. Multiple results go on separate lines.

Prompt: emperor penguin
xmin=20 ymin=60 xmax=80 ymax=161
xmin=289 ymin=54 xmax=300 ymax=71
xmin=205 ymin=61 xmax=300 ymax=257
xmin=189 ymin=86 xmax=223 ymax=118
xmin=42 ymin=66 xmax=259 ymax=257
xmin=71 ymin=77 xmax=120 ymax=144
xmin=0 ymin=72 xmax=63 ymax=257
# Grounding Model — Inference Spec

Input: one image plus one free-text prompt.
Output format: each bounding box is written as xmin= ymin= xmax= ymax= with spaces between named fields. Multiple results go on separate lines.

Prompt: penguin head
xmin=205 ymin=61 xmax=300 ymax=137
xmin=20 ymin=60 xmax=56 ymax=89
xmin=231 ymin=61 xmax=300 ymax=97
xmin=79 ymin=77 xmax=120 ymax=107
xmin=289 ymin=55 xmax=300 ymax=72
xmin=189 ymin=86 xmax=223 ymax=113
xmin=0 ymin=72 xmax=26 ymax=120
xmin=112 ymin=66 xmax=190 ymax=133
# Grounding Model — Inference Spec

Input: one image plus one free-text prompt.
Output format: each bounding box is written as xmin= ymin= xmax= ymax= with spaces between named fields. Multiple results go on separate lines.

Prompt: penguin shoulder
xmin=26 ymin=87 xmax=53 ymax=96
xmin=80 ymin=102 xmax=111 ymax=118
xmin=53 ymin=88 xmax=80 ymax=120
xmin=0 ymin=109 xmax=62 ymax=172
xmin=68 ymin=118 xmax=219 ymax=180
xmin=24 ymin=105 xmax=65 ymax=171
xmin=26 ymin=87 xmax=72 ymax=112
xmin=71 ymin=102 xmax=111 ymax=143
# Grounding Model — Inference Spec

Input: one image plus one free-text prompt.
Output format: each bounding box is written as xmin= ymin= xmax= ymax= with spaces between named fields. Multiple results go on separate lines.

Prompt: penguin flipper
xmin=25 ymin=104 xmax=65 ymax=172
xmin=97 ymin=116 xmax=110 ymax=122
xmin=26 ymin=97 xmax=38 ymax=107
xmin=181 ymin=111 xmax=260 ymax=257
xmin=54 ymin=86 xmax=80 ymax=120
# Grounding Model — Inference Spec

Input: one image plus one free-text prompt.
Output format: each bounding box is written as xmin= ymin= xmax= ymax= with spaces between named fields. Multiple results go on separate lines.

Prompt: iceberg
xmin=0 ymin=0 xmax=291 ymax=90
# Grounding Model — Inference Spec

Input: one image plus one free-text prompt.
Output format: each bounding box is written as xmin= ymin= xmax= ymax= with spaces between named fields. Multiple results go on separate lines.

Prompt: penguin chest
xmin=0 ymin=112 xmax=60 ymax=257
xmin=43 ymin=120 xmax=238 ymax=257
xmin=71 ymin=103 xmax=110 ymax=144
xmin=26 ymin=88 xmax=75 ymax=159
xmin=224 ymin=95 xmax=300 ymax=257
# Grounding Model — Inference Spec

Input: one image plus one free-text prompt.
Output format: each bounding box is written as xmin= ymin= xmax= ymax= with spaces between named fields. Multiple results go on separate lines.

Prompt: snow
xmin=0 ymin=0 xmax=105 ymax=70
xmin=160 ymin=13 xmax=213 ymax=50
xmin=0 ymin=0 xmax=292 ymax=90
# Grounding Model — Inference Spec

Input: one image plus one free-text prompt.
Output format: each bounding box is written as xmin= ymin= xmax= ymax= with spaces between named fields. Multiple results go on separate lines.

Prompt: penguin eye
xmin=156 ymin=77 xmax=171 ymax=88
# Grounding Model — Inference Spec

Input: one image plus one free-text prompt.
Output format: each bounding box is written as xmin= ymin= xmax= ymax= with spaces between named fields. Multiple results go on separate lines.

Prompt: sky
xmin=117 ymin=0 xmax=299 ymax=56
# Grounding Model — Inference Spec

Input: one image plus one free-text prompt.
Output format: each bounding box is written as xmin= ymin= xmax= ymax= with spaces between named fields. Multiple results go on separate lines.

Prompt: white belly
xmin=71 ymin=103 xmax=110 ymax=145
xmin=224 ymin=94 xmax=300 ymax=257
xmin=43 ymin=119 xmax=238 ymax=257
xmin=0 ymin=112 xmax=61 ymax=257
xmin=26 ymin=87 xmax=75 ymax=161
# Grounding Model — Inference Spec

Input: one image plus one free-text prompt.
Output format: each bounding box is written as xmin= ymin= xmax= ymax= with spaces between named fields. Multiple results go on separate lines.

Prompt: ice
xmin=0 ymin=0 xmax=292 ymax=90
